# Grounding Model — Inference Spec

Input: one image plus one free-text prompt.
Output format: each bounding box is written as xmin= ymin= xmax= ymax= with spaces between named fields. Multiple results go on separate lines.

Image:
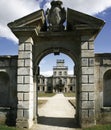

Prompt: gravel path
xmin=32 ymin=93 xmax=81 ymax=130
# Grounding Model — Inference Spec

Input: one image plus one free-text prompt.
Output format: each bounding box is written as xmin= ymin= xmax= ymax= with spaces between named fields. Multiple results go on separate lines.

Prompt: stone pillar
xmin=80 ymin=36 xmax=95 ymax=127
xmin=16 ymin=37 xmax=34 ymax=129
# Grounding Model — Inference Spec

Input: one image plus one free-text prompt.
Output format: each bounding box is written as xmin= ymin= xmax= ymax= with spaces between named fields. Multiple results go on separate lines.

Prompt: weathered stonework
xmin=16 ymin=37 xmax=34 ymax=128
xmin=80 ymin=36 xmax=96 ymax=127
xmin=95 ymin=54 xmax=111 ymax=124
xmin=0 ymin=1 xmax=108 ymax=129
xmin=0 ymin=56 xmax=17 ymax=125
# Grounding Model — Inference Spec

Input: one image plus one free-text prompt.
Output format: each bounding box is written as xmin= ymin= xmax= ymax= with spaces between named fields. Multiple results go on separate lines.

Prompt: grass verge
xmin=69 ymin=99 xmax=76 ymax=108
xmin=83 ymin=124 xmax=111 ymax=130
xmin=0 ymin=125 xmax=24 ymax=130
xmin=0 ymin=123 xmax=111 ymax=130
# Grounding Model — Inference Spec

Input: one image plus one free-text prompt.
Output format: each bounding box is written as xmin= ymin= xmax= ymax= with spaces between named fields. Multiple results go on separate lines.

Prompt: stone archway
xmin=33 ymin=34 xmax=80 ymax=129
xmin=35 ymin=49 xmax=77 ymax=115
xmin=0 ymin=72 xmax=10 ymax=106
xmin=8 ymin=1 xmax=104 ymax=129
xmin=103 ymin=70 xmax=111 ymax=107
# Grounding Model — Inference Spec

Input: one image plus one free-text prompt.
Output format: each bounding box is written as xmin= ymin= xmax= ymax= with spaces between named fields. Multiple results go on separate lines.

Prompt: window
xmin=64 ymin=71 xmax=67 ymax=76
xmin=54 ymin=71 xmax=56 ymax=76
xmin=43 ymin=79 xmax=45 ymax=84
xmin=38 ymin=86 xmax=40 ymax=91
xmin=59 ymin=71 xmax=62 ymax=76
xmin=70 ymin=78 xmax=73 ymax=83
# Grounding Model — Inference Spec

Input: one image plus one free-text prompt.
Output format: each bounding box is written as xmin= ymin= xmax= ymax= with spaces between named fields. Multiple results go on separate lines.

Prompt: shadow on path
xmin=38 ymin=116 xmax=80 ymax=128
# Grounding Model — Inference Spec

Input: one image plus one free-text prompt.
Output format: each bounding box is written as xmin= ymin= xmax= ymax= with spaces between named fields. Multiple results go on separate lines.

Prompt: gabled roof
xmin=67 ymin=8 xmax=105 ymax=32
xmin=8 ymin=9 xmax=46 ymax=38
xmin=8 ymin=9 xmax=45 ymax=28
xmin=8 ymin=7 xmax=105 ymax=39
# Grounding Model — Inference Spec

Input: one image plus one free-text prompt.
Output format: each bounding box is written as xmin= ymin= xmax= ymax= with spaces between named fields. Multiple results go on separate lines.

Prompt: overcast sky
xmin=0 ymin=0 xmax=111 ymax=76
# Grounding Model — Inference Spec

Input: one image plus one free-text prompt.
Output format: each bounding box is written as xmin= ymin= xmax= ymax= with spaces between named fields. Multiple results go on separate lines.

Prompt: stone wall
xmin=95 ymin=53 xmax=111 ymax=124
xmin=0 ymin=53 xmax=111 ymax=127
xmin=0 ymin=56 xmax=17 ymax=125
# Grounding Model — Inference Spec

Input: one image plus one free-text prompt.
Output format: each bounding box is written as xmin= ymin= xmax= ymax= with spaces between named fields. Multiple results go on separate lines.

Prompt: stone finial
xmin=46 ymin=0 xmax=66 ymax=31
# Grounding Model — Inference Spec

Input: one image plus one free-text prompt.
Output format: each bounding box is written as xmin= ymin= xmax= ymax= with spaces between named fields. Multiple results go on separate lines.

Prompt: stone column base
xmin=80 ymin=118 xmax=96 ymax=128
xmin=16 ymin=119 xmax=33 ymax=129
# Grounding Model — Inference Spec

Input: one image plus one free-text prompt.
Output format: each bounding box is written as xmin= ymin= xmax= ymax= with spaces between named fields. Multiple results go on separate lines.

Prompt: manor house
xmin=38 ymin=59 xmax=76 ymax=92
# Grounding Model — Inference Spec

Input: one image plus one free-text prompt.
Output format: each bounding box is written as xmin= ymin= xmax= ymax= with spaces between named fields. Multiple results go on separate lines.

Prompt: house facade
xmin=38 ymin=59 xmax=76 ymax=93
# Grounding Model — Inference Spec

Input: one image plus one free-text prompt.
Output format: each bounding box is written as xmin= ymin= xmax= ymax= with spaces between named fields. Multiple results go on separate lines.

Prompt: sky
xmin=0 ymin=0 xmax=111 ymax=76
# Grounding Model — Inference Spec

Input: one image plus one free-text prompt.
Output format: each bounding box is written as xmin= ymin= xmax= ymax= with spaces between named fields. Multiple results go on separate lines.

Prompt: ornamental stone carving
xmin=46 ymin=0 xmax=66 ymax=31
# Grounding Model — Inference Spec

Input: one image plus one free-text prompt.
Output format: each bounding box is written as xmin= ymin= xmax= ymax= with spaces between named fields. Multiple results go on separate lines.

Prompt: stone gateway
xmin=0 ymin=0 xmax=111 ymax=129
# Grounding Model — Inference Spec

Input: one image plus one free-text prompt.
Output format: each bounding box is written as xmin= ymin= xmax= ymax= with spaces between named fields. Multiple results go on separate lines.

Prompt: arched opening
xmin=0 ymin=72 xmax=10 ymax=106
xmin=103 ymin=70 xmax=111 ymax=107
xmin=38 ymin=53 xmax=75 ymax=93
xmin=35 ymin=51 xmax=78 ymax=128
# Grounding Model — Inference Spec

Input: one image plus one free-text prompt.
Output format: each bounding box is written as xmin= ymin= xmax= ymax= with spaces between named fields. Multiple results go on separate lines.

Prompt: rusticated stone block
xmin=17 ymin=84 xmax=31 ymax=92
xmin=17 ymin=101 xmax=23 ymax=109
xmin=81 ymin=84 xmax=94 ymax=91
xmin=88 ymin=75 xmax=94 ymax=83
xmin=81 ymin=110 xmax=89 ymax=118
xmin=25 ymin=59 xmax=33 ymax=68
xmin=81 ymin=92 xmax=88 ymax=100
xmin=18 ymin=59 xmax=24 ymax=67
xmin=82 ymin=67 xmax=94 ymax=74
xmin=89 ymin=41 xmax=94 ymax=50
xmin=17 ymin=76 xmax=24 ymax=84
xmin=81 ymin=42 xmax=88 ymax=49
xmin=19 ymin=43 xmax=25 ymax=51
xmin=23 ymin=101 xmax=29 ymax=109
xmin=89 ymin=92 xmax=95 ymax=100
xmin=17 ymin=110 xmax=23 ymax=119
xmin=82 ymin=75 xmax=88 ymax=83
xmin=81 ymin=50 xmax=94 ymax=57
xmin=18 ymin=67 xmax=33 ymax=76
xmin=24 ymin=93 xmax=29 ymax=101
xmin=18 ymin=51 xmax=32 ymax=60
xmin=18 ymin=93 xmax=23 ymax=101
xmin=89 ymin=109 xmax=95 ymax=118
xmin=89 ymin=58 xmax=94 ymax=66
xmin=25 ymin=43 xmax=32 ymax=51
xmin=24 ymin=109 xmax=29 ymax=118
xmin=81 ymin=58 xmax=88 ymax=66
xmin=24 ymin=76 xmax=33 ymax=84
xmin=82 ymin=101 xmax=94 ymax=109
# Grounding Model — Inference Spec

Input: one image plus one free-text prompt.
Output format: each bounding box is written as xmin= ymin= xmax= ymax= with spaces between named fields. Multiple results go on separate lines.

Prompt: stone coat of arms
xmin=46 ymin=0 xmax=66 ymax=31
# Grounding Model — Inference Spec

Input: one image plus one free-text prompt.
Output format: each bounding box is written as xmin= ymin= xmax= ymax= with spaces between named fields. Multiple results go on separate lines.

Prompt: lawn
xmin=63 ymin=92 xmax=75 ymax=97
xmin=38 ymin=92 xmax=56 ymax=97
xmin=0 ymin=125 xmax=23 ymax=130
